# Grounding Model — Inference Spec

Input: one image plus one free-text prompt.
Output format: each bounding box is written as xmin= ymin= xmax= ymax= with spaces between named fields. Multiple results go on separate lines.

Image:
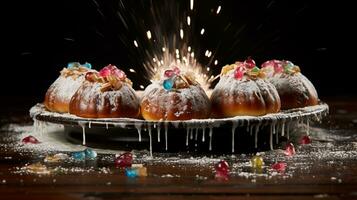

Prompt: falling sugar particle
xmin=187 ymin=16 xmax=191 ymax=26
xmin=214 ymin=60 xmax=218 ymax=65
xmin=216 ymin=6 xmax=222 ymax=14
xmin=200 ymin=28 xmax=205 ymax=35
xmin=206 ymin=67 xmax=210 ymax=72
xmin=133 ymin=40 xmax=138 ymax=47
xmin=139 ymin=85 xmax=145 ymax=89
xmin=129 ymin=69 xmax=136 ymax=73
xmin=188 ymin=46 xmax=191 ymax=52
xmin=146 ymin=30 xmax=152 ymax=39
xmin=180 ymin=29 xmax=184 ymax=39
xmin=190 ymin=0 xmax=194 ymax=10
xmin=162 ymin=47 xmax=166 ymax=52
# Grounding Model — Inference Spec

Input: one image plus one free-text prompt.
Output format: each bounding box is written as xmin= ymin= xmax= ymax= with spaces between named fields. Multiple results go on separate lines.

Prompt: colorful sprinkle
xmin=299 ymin=135 xmax=312 ymax=145
xmin=215 ymin=160 xmax=229 ymax=180
xmin=251 ymin=155 xmax=264 ymax=169
xmin=164 ymin=70 xmax=175 ymax=78
xmin=125 ymin=168 xmax=138 ymax=178
xmin=234 ymin=67 xmax=244 ymax=80
xmin=163 ymin=79 xmax=174 ymax=91
xmin=115 ymin=152 xmax=133 ymax=168
xmin=72 ymin=151 xmax=86 ymax=160
xmin=284 ymin=142 xmax=296 ymax=156
xmin=67 ymin=62 xmax=80 ymax=69
xmin=84 ymin=148 xmax=97 ymax=159
xmin=82 ymin=62 xmax=92 ymax=69
xmin=271 ymin=162 xmax=287 ymax=172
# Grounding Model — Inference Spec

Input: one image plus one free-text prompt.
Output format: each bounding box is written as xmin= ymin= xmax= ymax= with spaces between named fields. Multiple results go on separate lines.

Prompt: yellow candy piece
xmin=251 ymin=155 xmax=264 ymax=169
xmin=221 ymin=64 xmax=235 ymax=75
xmin=137 ymin=167 xmax=148 ymax=177
xmin=26 ymin=163 xmax=50 ymax=174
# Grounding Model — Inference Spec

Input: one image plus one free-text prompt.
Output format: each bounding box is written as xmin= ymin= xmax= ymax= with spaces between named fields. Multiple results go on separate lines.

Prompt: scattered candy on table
xmin=271 ymin=162 xmax=287 ymax=172
xmin=44 ymin=153 xmax=69 ymax=163
xmin=125 ymin=164 xmax=148 ymax=178
xmin=215 ymin=160 xmax=229 ymax=180
xmin=115 ymin=152 xmax=133 ymax=168
xmin=299 ymin=135 xmax=312 ymax=145
xmin=251 ymin=154 xmax=264 ymax=169
xmin=284 ymin=142 xmax=296 ymax=156
xmin=72 ymin=151 xmax=86 ymax=161
xmin=84 ymin=148 xmax=97 ymax=160
xmin=25 ymin=163 xmax=50 ymax=174
xmin=22 ymin=135 xmax=40 ymax=144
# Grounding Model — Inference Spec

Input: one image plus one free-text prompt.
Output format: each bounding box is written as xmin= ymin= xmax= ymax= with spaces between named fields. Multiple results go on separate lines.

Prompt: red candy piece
xmin=215 ymin=160 xmax=229 ymax=179
xmin=173 ymin=66 xmax=180 ymax=75
xmin=284 ymin=142 xmax=296 ymax=156
xmin=243 ymin=57 xmax=256 ymax=69
xmin=22 ymin=135 xmax=40 ymax=144
xmin=115 ymin=152 xmax=133 ymax=168
xmin=99 ymin=64 xmax=126 ymax=80
xmin=164 ymin=70 xmax=174 ymax=78
xmin=85 ymin=72 xmax=95 ymax=81
xmin=271 ymin=162 xmax=287 ymax=172
xmin=261 ymin=60 xmax=283 ymax=74
xmin=234 ymin=66 xmax=244 ymax=80
xmin=299 ymin=135 xmax=312 ymax=145
xmin=99 ymin=66 xmax=112 ymax=77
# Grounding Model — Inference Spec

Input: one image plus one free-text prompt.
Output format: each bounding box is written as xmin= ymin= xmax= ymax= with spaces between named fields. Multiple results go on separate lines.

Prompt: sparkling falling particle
xmin=214 ymin=60 xmax=218 ymax=65
xmin=206 ymin=67 xmax=210 ymax=72
xmin=180 ymin=29 xmax=184 ymax=39
xmin=139 ymin=85 xmax=144 ymax=89
xmin=133 ymin=40 xmax=138 ymax=47
xmin=190 ymin=0 xmax=194 ymax=10
xmin=187 ymin=16 xmax=191 ymax=26
xmin=188 ymin=46 xmax=191 ymax=52
xmin=129 ymin=68 xmax=136 ymax=73
xmin=200 ymin=28 xmax=205 ymax=35
xmin=216 ymin=6 xmax=222 ymax=14
xmin=162 ymin=47 xmax=166 ymax=52
xmin=146 ymin=30 xmax=152 ymax=39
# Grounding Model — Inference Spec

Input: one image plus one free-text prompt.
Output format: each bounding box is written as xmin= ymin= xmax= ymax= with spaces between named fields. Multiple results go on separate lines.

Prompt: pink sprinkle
xmin=22 ymin=135 xmax=40 ymax=144
xmin=112 ymin=68 xmax=126 ymax=79
xmin=115 ymin=152 xmax=133 ymax=168
xmin=299 ymin=135 xmax=312 ymax=145
xmin=284 ymin=143 xmax=296 ymax=156
xmin=272 ymin=162 xmax=287 ymax=172
xmin=164 ymin=70 xmax=175 ymax=78
xmin=173 ymin=66 xmax=181 ymax=75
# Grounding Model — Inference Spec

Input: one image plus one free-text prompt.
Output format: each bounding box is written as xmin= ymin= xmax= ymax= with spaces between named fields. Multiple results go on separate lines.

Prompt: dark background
xmin=3 ymin=0 xmax=356 ymax=106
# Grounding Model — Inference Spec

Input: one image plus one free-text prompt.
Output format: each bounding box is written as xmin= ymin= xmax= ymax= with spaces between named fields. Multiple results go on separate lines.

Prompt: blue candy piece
xmin=72 ymin=151 xmax=86 ymax=160
xmin=82 ymin=62 xmax=92 ymax=69
xmin=125 ymin=168 xmax=138 ymax=178
xmin=163 ymin=79 xmax=174 ymax=91
xmin=84 ymin=148 xmax=97 ymax=159
xmin=67 ymin=62 xmax=80 ymax=69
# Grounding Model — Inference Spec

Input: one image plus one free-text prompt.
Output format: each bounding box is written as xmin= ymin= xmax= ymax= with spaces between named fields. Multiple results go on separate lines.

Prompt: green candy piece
xmin=251 ymin=66 xmax=260 ymax=73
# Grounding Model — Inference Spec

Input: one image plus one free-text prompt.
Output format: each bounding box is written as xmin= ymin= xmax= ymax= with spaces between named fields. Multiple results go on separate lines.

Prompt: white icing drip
xmin=195 ymin=128 xmax=198 ymax=141
xmin=231 ymin=121 xmax=238 ymax=153
xmin=254 ymin=121 xmax=261 ymax=148
xmin=190 ymin=128 xmax=194 ymax=140
xmin=186 ymin=127 xmax=190 ymax=146
xmin=306 ymin=117 xmax=310 ymax=135
xmin=287 ymin=121 xmax=290 ymax=139
xmin=157 ymin=125 xmax=161 ymax=142
xmin=78 ymin=122 xmax=86 ymax=145
xmin=88 ymin=121 xmax=91 ymax=129
xmin=209 ymin=127 xmax=213 ymax=151
xmin=135 ymin=123 xmax=142 ymax=142
xmin=164 ymin=123 xmax=168 ymax=150
xmin=148 ymin=127 xmax=152 ymax=157
xmin=106 ymin=123 xmax=109 ymax=129
xmin=281 ymin=119 xmax=286 ymax=136
xmin=202 ymin=127 xmax=206 ymax=142
xmin=269 ymin=124 xmax=273 ymax=150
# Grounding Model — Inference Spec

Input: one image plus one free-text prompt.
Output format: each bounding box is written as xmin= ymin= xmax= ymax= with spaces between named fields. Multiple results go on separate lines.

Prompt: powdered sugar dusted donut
xmin=69 ymin=64 xmax=140 ymax=118
xmin=211 ymin=58 xmax=281 ymax=117
xmin=261 ymin=60 xmax=318 ymax=109
xmin=140 ymin=66 xmax=211 ymax=121
xmin=44 ymin=62 xmax=93 ymax=113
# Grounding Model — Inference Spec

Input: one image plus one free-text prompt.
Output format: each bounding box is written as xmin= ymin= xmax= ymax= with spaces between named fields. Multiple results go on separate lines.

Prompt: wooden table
xmin=0 ymin=97 xmax=357 ymax=200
